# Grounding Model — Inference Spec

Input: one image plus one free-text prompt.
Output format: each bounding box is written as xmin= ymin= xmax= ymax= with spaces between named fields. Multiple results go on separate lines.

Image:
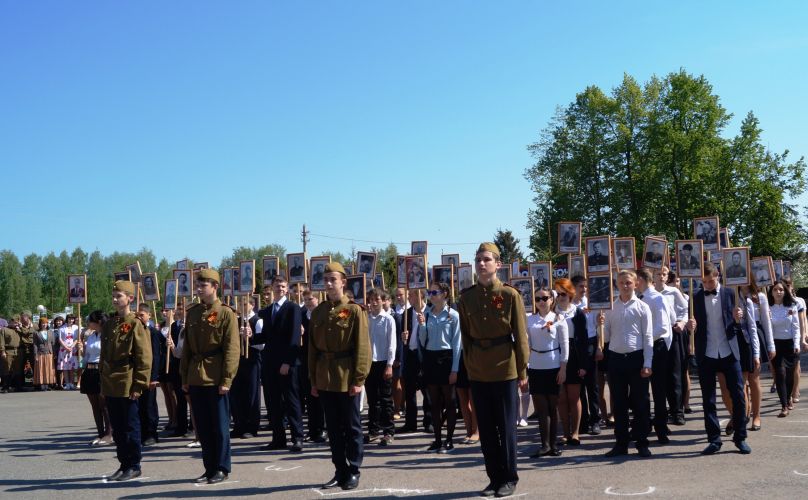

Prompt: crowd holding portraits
xmin=558 ymin=221 xmax=581 ymax=253
xmin=675 ymin=240 xmax=704 ymax=278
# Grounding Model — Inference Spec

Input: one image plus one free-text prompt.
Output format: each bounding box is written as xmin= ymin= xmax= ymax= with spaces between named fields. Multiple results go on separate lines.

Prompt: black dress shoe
xmin=529 ymin=446 xmax=550 ymax=458
xmin=207 ymin=470 xmax=227 ymax=484
xmin=495 ymin=481 xmax=516 ymax=498
xmin=171 ymin=430 xmax=189 ymax=438
xmin=107 ymin=469 xmax=124 ymax=481
xmin=310 ymin=432 xmax=327 ymax=443
xmin=396 ymin=425 xmax=416 ymax=434
xmin=242 ymin=432 xmax=255 ymax=439
xmin=142 ymin=437 xmax=157 ymax=446
xmin=195 ymin=472 xmax=210 ymax=483
xmin=322 ymin=475 xmax=342 ymax=489
xmin=605 ymin=446 xmax=629 ymax=457
xmin=116 ymin=469 xmax=142 ymax=481
xmin=636 ymin=445 xmax=652 ymax=458
xmin=657 ymin=434 xmax=670 ymax=444
xmin=481 ymin=482 xmax=498 ymax=497
xmin=672 ymin=416 xmax=686 ymax=426
xmin=701 ymin=442 xmax=722 ymax=455
xmin=341 ymin=474 xmax=359 ymax=490
xmin=264 ymin=441 xmax=287 ymax=450
xmin=290 ymin=440 xmax=303 ymax=452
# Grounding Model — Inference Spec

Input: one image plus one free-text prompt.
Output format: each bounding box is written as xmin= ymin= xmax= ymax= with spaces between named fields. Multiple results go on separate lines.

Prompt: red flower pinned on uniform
xmin=788 ymin=309 xmax=794 ymax=316
xmin=207 ymin=311 xmax=218 ymax=324
xmin=545 ymin=321 xmax=554 ymax=331
xmin=338 ymin=309 xmax=350 ymax=320
xmin=119 ymin=323 xmax=132 ymax=334
xmin=492 ymin=295 xmax=504 ymax=309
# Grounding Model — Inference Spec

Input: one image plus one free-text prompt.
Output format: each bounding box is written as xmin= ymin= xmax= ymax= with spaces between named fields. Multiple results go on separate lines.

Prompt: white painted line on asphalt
xmin=193 ymin=480 xmax=240 ymax=488
xmin=311 ymin=488 xmax=372 ymax=496
xmin=784 ymin=420 xmax=808 ymax=423
xmin=604 ymin=486 xmax=656 ymax=496
xmin=479 ymin=494 xmax=529 ymax=499
xmin=371 ymin=487 xmax=434 ymax=495
xmin=793 ymin=471 xmax=808 ymax=477
xmin=772 ymin=435 xmax=808 ymax=438
xmin=102 ymin=477 xmax=152 ymax=484
xmin=265 ymin=464 xmax=302 ymax=472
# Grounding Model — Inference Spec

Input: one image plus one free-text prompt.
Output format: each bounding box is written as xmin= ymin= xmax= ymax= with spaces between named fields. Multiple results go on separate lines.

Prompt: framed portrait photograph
xmin=142 ymin=272 xmax=160 ymax=302
xmin=558 ymin=221 xmax=582 ymax=254
xmin=287 ymin=253 xmax=307 ymax=284
xmin=222 ymin=267 xmax=234 ymax=297
xmin=194 ymin=262 xmax=209 ymax=270
xmin=261 ymin=256 xmax=280 ymax=286
xmin=585 ymin=236 xmax=612 ymax=275
xmin=173 ymin=269 xmax=193 ymax=297
xmin=405 ymin=255 xmax=428 ymax=290
xmin=176 ymin=259 xmax=189 ymax=270
xmin=709 ymin=251 xmax=722 ymax=264
xmin=432 ymin=265 xmax=454 ymax=287
xmin=309 ymin=256 xmax=331 ymax=291
xmin=114 ymin=270 xmax=131 ymax=282
xmin=129 ymin=282 xmax=141 ymax=312
xmin=496 ymin=264 xmax=511 ymax=283
xmin=373 ymin=273 xmax=384 ymax=289
xmin=457 ymin=264 xmax=474 ymax=292
xmin=356 ymin=251 xmax=377 ymax=277
xmin=674 ymin=239 xmax=704 ymax=278
xmin=441 ymin=253 xmax=460 ymax=269
xmin=411 ymin=240 xmax=428 ymax=257
xmin=694 ymin=216 xmax=720 ymax=252
xmin=568 ymin=254 xmax=586 ymax=280
xmin=722 ymin=248 xmax=750 ymax=286
xmin=773 ymin=259 xmax=783 ymax=281
xmin=126 ymin=262 xmax=142 ymax=283
xmin=510 ymin=277 xmax=535 ymax=315
xmin=783 ymin=261 xmax=792 ymax=278
xmin=587 ymin=275 xmax=613 ymax=310
xmin=163 ymin=279 xmax=178 ymax=310
xmin=231 ymin=266 xmax=240 ymax=293
xmin=346 ymin=274 xmax=367 ymax=304
xmin=239 ymin=260 xmax=256 ymax=295
xmin=612 ymin=237 xmax=636 ymax=270
xmin=719 ymin=228 xmax=732 ymax=249
xmin=642 ymin=236 xmax=667 ymax=270
xmin=528 ymin=261 xmax=552 ymax=290
xmin=751 ymin=256 xmax=774 ymax=287
xmin=396 ymin=255 xmax=407 ymax=286
xmin=67 ymin=274 xmax=87 ymax=304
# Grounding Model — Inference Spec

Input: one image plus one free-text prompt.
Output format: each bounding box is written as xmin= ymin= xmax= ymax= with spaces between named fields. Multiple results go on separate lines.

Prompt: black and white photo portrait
xmin=432 ymin=265 xmax=453 ymax=286
xmin=457 ymin=265 xmax=473 ymax=292
xmin=568 ymin=254 xmax=586 ymax=280
xmin=751 ymin=257 xmax=774 ymax=287
xmin=67 ymin=274 xmax=87 ymax=304
xmin=694 ymin=216 xmax=720 ymax=252
xmin=613 ymin=237 xmax=635 ymax=270
xmin=643 ymin=237 xmax=667 ymax=269
xmin=585 ymin=236 xmax=611 ymax=274
xmin=441 ymin=254 xmax=460 ymax=269
xmin=240 ymin=260 xmax=255 ymax=294
xmin=411 ymin=240 xmax=428 ymax=256
xmin=406 ymin=256 xmax=428 ymax=289
xmin=357 ymin=251 xmax=377 ymax=277
xmin=287 ymin=253 xmax=307 ymax=283
xmin=587 ymin=275 xmax=613 ymax=310
xmin=262 ymin=256 xmax=279 ymax=285
xmin=163 ymin=279 xmax=178 ymax=310
xmin=347 ymin=274 xmax=366 ymax=304
xmin=142 ymin=273 xmax=160 ymax=301
xmin=675 ymin=240 xmax=703 ymax=278
xmin=722 ymin=247 xmax=750 ymax=286
xmin=529 ymin=262 xmax=551 ymax=290
xmin=309 ymin=256 xmax=331 ymax=291
xmin=223 ymin=268 xmax=234 ymax=296
xmin=126 ymin=262 xmax=142 ymax=284
xmin=510 ymin=278 xmax=535 ymax=314
xmin=174 ymin=269 xmax=192 ymax=297
xmin=558 ymin=221 xmax=581 ymax=254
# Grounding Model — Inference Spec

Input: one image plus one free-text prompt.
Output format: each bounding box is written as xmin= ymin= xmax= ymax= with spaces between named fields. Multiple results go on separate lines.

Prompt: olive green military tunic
xmin=308 ymin=295 xmax=371 ymax=392
xmin=458 ymin=278 xmax=529 ymax=382
xmin=99 ymin=312 xmax=152 ymax=397
xmin=180 ymin=300 xmax=240 ymax=388
xmin=1 ymin=327 xmax=21 ymax=374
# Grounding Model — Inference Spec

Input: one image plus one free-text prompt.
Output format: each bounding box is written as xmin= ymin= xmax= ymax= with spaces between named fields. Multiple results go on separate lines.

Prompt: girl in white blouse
xmin=768 ymin=280 xmax=801 ymax=417
xmin=740 ymin=283 xmax=775 ymax=430
xmin=526 ymin=287 xmax=568 ymax=458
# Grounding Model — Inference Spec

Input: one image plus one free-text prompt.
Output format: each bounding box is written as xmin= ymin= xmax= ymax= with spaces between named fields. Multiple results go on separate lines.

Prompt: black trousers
xmin=138 ymin=387 xmax=159 ymax=442
xmin=666 ymin=329 xmax=685 ymax=419
xmin=650 ymin=339 xmax=670 ymax=432
xmin=230 ymin=351 xmax=262 ymax=435
xmin=773 ymin=339 xmax=797 ymax=408
xmin=698 ymin=353 xmax=747 ymax=445
xmin=265 ymin=363 xmax=304 ymax=444
xmin=299 ymin=362 xmax=324 ymax=437
xmin=578 ymin=337 xmax=601 ymax=427
xmin=402 ymin=348 xmax=432 ymax=429
xmin=365 ymin=360 xmax=394 ymax=436
xmin=173 ymin=384 xmax=189 ymax=434
xmin=608 ymin=350 xmax=650 ymax=448
xmin=320 ymin=390 xmax=363 ymax=477
xmin=471 ymin=379 xmax=518 ymax=485
xmin=189 ymin=386 xmax=232 ymax=474
xmin=106 ymin=396 xmax=142 ymax=471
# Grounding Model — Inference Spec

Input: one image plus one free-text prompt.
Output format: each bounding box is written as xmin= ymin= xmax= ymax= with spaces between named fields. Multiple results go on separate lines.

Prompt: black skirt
xmin=528 ymin=368 xmax=561 ymax=396
xmin=565 ymin=350 xmax=584 ymax=384
xmin=455 ymin=354 xmax=470 ymax=389
xmin=756 ymin=322 xmax=770 ymax=363
xmin=737 ymin=333 xmax=754 ymax=373
xmin=80 ymin=368 xmax=101 ymax=395
xmin=423 ymin=349 xmax=454 ymax=386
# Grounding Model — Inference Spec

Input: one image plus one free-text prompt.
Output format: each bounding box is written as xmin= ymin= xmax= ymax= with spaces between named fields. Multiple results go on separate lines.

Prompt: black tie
xmin=704 ymin=290 xmax=717 ymax=296
xmin=638 ymin=294 xmax=644 ymax=300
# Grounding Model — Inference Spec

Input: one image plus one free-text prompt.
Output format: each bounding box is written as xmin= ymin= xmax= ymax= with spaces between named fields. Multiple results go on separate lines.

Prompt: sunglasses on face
xmin=426 ymin=290 xmax=444 ymax=297
xmin=536 ymin=296 xmax=552 ymax=302
xmin=555 ymin=292 xmax=567 ymax=297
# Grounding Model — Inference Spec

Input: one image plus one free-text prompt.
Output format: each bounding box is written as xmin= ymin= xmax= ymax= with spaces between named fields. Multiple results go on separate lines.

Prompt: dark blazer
xmin=391 ymin=308 xmax=404 ymax=378
xmin=147 ymin=325 xmax=165 ymax=382
xmin=568 ymin=308 xmax=592 ymax=373
xmin=692 ymin=286 xmax=743 ymax=363
xmin=253 ymin=298 xmax=302 ymax=367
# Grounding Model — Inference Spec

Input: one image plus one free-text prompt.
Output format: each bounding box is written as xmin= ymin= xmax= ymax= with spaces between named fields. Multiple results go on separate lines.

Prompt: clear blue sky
xmin=2 ymin=1 xmax=806 ymax=269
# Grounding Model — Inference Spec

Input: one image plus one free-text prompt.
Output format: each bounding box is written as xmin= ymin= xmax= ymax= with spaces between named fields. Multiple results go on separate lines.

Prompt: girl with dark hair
xmin=33 ymin=318 xmax=56 ymax=390
xmin=58 ymin=314 xmax=79 ymax=389
xmin=83 ymin=310 xmax=113 ymax=445
xmin=740 ymin=282 xmax=775 ymax=430
xmin=768 ymin=280 xmax=801 ymax=417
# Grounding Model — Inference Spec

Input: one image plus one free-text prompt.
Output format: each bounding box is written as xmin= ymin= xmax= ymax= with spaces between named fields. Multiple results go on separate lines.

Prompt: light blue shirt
xmin=419 ymin=305 xmax=462 ymax=372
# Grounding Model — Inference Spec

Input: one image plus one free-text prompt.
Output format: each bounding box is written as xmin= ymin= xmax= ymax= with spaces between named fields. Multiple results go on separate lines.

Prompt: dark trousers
xmin=650 ymin=339 xmax=670 ymax=433
xmin=1 ymin=353 xmax=21 ymax=391
xmin=300 ymin=362 xmax=324 ymax=437
xmin=608 ymin=350 xmax=650 ymax=448
xmin=698 ymin=353 xmax=747 ymax=445
xmin=106 ymin=396 xmax=142 ymax=471
xmin=773 ymin=339 xmax=797 ymax=408
xmin=471 ymin=379 xmax=518 ymax=484
xmin=265 ymin=363 xmax=304 ymax=444
xmin=320 ymin=390 xmax=363 ymax=477
xmin=138 ymin=387 xmax=159 ymax=442
xmin=365 ymin=360 xmax=394 ymax=436
xmin=579 ymin=337 xmax=601 ymax=427
xmin=666 ymin=330 xmax=685 ymax=419
xmin=402 ymin=348 xmax=432 ymax=429
xmin=173 ymin=384 xmax=189 ymax=434
xmin=189 ymin=386 xmax=232 ymax=474
xmin=230 ymin=352 xmax=262 ymax=435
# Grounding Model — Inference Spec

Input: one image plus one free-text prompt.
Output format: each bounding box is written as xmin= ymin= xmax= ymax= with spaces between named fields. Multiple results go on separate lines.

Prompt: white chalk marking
xmin=265 ymin=464 xmax=302 ymax=472
xmin=784 ymin=420 xmax=808 ymax=423
xmin=479 ymin=494 xmax=529 ymax=499
xmin=772 ymin=435 xmax=808 ymax=438
xmin=604 ymin=486 xmax=656 ymax=496
xmin=194 ymin=480 xmax=240 ymax=488
xmin=793 ymin=470 xmax=808 ymax=477
xmin=312 ymin=488 xmax=372 ymax=496
xmin=102 ymin=477 xmax=151 ymax=484
xmin=371 ymin=488 xmax=434 ymax=495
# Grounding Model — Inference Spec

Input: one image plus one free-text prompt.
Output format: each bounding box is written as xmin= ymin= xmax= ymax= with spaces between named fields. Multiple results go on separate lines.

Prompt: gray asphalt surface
xmin=1 ymin=370 xmax=807 ymax=499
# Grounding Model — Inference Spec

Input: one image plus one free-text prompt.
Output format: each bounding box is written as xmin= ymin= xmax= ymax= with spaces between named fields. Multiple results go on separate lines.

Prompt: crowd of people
xmin=1 ymin=242 xmax=807 ymax=498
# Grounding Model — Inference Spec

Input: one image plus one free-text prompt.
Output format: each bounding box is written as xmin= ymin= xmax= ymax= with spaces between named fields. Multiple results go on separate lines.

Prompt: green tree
xmin=493 ymin=228 xmax=525 ymax=264
xmin=21 ymin=254 xmax=43 ymax=313
xmin=0 ymin=251 xmax=26 ymax=317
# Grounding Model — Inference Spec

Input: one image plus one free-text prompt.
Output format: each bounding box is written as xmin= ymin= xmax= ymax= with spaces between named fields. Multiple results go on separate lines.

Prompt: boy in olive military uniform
xmin=180 ymin=268 xmax=240 ymax=484
xmin=1 ymin=317 xmax=22 ymax=393
xmin=18 ymin=311 xmax=36 ymax=388
xmin=308 ymin=262 xmax=371 ymax=491
xmin=459 ymin=243 xmax=529 ymax=498
xmin=100 ymin=281 xmax=153 ymax=482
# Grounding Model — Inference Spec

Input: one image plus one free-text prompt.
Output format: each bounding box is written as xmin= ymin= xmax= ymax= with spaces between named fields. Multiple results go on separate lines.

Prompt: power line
xmin=308 ymin=232 xmax=480 ymax=247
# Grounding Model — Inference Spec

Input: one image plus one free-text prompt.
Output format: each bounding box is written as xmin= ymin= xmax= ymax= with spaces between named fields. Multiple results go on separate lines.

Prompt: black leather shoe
xmin=242 ymin=432 xmax=255 ymax=439
xmin=605 ymin=446 xmax=629 ymax=457
xmin=322 ymin=475 xmax=342 ymax=489
xmin=636 ymin=445 xmax=652 ymax=458
xmin=495 ymin=482 xmax=516 ymax=497
xmin=194 ymin=472 xmax=210 ymax=483
xmin=701 ymin=442 xmax=722 ymax=455
xmin=207 ymin=470 xmax=227 ymax=484
xmin=107 ymin=469 xmax=124 ymax=481
xmin=341 ymin=474 xmax=359 ymax=490
xmin=116 ymin=469 xmax=141 ymax=481
xmin=481 ymin=482 xmax=498 ymax=497
xmin=142 ymin=437 xmax=157 ymax=446
xmin=672 ymin=416 xmax=686 ymax=426
xmin=396 ymin=426 xmax=416 ymax=434
xmin=264 ymin=441 xmax=287 ymax=450
xmin=309 ymin=432 xmax=327 ymax=443
xmin=290 ymin=440 xmax=303 ymax=452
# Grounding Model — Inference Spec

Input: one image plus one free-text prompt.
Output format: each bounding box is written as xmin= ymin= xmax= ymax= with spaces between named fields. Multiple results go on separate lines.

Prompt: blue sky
xmin=2 ymin=1 xmax=806 ymax=269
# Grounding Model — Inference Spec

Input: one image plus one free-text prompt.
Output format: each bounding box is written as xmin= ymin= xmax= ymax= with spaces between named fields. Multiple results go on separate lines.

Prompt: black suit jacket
xmin=567 ymin=308 xmax=592 ymax=373
xmin=147 ymin=325 xmax=165 ymax=382
xmin=692 ymin=286 xmax=742 ymax=363
xmin=253 ymin=299 xmax=302 ymax=368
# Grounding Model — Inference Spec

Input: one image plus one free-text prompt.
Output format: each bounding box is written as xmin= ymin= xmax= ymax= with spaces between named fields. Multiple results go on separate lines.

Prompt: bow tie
xmin=637 ymin=294 xmax=644 ymax=300
xmin=704 ymin=290 xmax=718 ymax=296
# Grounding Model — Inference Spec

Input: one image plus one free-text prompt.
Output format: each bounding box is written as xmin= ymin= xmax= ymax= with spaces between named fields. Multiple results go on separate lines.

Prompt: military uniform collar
xmin=202 ymin=299 xmax=221 ymax=311
xmin=479 ymin=278 xmax=503 ymax=292
xmin=330 ymin=295 xmax=349 ymax=307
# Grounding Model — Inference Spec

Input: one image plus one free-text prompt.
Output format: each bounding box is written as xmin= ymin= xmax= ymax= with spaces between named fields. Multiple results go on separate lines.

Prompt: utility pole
xmin=301 ymin=224 xmax=310 ymax=254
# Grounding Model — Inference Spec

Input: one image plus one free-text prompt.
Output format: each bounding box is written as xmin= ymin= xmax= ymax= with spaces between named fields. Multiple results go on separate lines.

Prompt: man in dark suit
xmin=69 ymin=278 xmax=85 ymax=299
xmin=686 ymin=262 xmax=751 ymax=455
xmin=254 ymin=275 xmax=305 ymax=452
xmin=398 ymin=289 xmax=432 ymax=434
xmin=230 ymin=297 xmax=263 ymax=439
xmin=299 ymin=289 xmax=326 ymax=442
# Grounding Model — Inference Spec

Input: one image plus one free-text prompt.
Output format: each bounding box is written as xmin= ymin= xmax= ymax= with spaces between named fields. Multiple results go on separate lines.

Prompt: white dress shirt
xmin=527 ymin=311 xmax=569 ymax=369
xmin=640 ymin=287 xmax=674 ymax=349
xmin=248 ymin=310 xmax=265 ymax=351
xmin=83 ymin=331 xmax=101 ymax=363
xmin=704 ymin=285 xmax=732 ymax=359
xmin=751 ymin=293 xmax=775 ymax=354
xmin=658 ymin=285 xmax=689 ymax=323
xmin=369 ymin=310 xmax=396 ymax=365
xmin=408 ymin=306 xmax=426 ymax=351
xmin=603 ymin=293 xmax=654 ymax=368
xmin=770 ymin=304 xmax=801 ymax=350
